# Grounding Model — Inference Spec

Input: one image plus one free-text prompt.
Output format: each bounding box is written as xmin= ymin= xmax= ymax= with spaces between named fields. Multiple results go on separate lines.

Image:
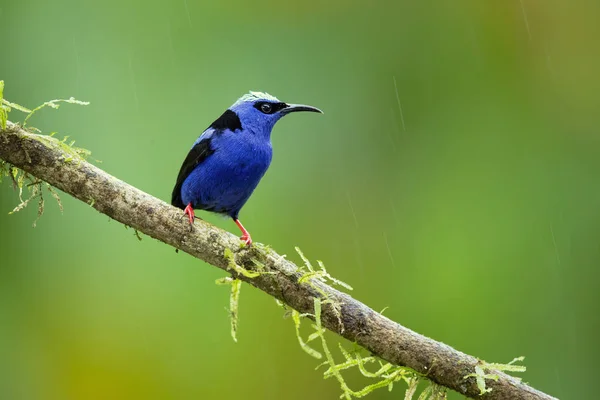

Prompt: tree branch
xmin=0 ymin=122 xmax=556 ymax=400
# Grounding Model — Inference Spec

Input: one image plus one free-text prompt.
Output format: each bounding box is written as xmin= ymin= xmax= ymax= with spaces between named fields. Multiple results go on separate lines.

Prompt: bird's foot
xmin=240 ymin=232 xmax=252 ymax=247
xmin=184 ymin=203 xmax=195 ymax=226
xmin=234 ymin=219 xmax=252 ymax=247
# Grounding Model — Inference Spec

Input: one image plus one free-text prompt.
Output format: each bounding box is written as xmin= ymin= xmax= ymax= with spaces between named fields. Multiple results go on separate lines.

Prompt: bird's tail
xmin=171 ymin=186 xmax=185 ymax=210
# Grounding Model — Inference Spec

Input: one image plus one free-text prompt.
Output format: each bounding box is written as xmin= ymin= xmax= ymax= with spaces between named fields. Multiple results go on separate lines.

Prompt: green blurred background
xmin=1 ymin=0 xmax=598 ymax=398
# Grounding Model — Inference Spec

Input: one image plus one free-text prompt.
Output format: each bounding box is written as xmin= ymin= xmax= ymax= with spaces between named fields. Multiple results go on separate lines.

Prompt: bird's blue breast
xmin=180 ymin=129 xmax=273 ymax=218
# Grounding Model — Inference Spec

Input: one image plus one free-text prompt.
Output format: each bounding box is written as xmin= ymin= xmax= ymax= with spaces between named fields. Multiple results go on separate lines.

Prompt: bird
xmin=171 ymin=91 xmax=322 ymax=246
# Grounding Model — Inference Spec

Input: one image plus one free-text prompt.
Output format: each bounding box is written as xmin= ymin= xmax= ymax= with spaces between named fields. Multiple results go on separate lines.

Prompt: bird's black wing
xmin=171 ymin=109 xmax=242 ymax=209
xmin=171 ymin=135 xmax=215 ymax=209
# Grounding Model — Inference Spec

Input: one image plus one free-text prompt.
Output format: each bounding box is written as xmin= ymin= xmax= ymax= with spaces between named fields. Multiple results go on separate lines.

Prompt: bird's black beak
xmin=280 ymin=103 xmax=323 ymax=115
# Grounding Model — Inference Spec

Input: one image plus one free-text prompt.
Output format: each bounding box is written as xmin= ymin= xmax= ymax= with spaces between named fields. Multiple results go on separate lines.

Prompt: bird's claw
xmin=234 ymin=219 xmax=252 ymax=247
xmin=184 ymin=203 xmax=195 ymax=230
xmin=240 ymin=234 xmax=252 ymax=247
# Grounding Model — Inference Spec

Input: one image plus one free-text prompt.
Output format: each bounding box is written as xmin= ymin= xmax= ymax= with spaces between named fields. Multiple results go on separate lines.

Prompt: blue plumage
xmin=180 ymin=127 xmax=272 ymax=218
xmin=171 ymin=91 xmax=322 ymax=245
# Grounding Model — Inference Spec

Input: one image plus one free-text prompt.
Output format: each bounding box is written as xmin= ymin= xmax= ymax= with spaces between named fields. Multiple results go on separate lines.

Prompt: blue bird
xmin=171 ymin=91 xmax=322 ymax=245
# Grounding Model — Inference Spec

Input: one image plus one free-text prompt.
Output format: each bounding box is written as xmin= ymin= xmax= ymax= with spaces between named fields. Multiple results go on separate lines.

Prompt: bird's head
xmin=227 ymin=91 xmax=322 ymax=136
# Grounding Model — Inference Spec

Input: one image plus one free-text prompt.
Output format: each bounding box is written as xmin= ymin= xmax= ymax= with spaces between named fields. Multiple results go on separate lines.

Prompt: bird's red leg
xmin=234 ymin=219 xmax=252 ymax=246
xmin=184 ymin=203 xmax=195 ymax=225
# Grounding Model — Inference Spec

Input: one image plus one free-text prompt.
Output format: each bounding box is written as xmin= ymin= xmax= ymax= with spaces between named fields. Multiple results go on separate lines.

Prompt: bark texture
xmin=0 ymin=122 xmax=557 ymax=400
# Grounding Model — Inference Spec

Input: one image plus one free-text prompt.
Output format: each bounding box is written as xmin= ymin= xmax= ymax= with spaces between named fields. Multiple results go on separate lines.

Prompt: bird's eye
xmin=260 ymin=103 xmax=273 ymax=114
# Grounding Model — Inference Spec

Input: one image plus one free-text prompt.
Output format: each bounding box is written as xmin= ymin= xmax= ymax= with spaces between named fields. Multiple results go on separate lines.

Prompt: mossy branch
xmin=0 ymin=121 xmax=556 ymax=400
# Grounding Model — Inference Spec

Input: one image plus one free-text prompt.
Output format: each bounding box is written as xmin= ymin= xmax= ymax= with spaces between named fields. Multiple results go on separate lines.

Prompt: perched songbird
xmin=171 ymin=91 xmax=322 ymax=245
